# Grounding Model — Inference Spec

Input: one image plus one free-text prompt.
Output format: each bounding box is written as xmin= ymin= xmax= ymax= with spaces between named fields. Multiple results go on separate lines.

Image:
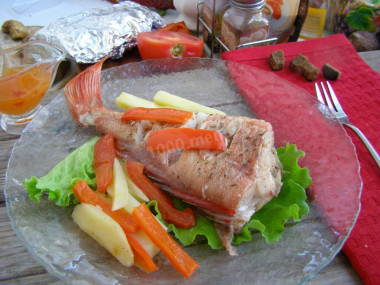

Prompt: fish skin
xmin=94 ymin=112 xmax=282 ymax=228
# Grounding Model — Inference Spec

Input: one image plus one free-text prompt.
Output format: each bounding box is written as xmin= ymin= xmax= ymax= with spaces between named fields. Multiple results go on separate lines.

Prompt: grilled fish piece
xmin=64 ymin=57 xmax=283 ymax=254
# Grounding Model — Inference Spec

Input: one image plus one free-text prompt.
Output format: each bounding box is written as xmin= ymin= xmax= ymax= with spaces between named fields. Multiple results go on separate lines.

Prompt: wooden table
xmin=1 ymin=50 xmax=379 ymax=285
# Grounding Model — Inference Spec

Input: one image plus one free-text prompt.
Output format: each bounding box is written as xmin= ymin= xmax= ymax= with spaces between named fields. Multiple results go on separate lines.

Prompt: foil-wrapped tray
xmin=32 ymin=2 xmax=165 ymax=63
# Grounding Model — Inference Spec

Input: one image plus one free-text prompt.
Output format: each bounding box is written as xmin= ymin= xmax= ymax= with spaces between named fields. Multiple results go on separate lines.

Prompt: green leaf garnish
xmin=233 ymin=144 xmax=311 ymax=244
xmin=23 ymin=137 xmax=99 ymax=207
xmin=346 ymin=6 xmax=376 ymax=32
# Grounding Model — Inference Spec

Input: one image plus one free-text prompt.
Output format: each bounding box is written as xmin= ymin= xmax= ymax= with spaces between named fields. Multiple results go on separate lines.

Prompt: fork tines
xmin=315 ymin=81 xmax=380 ymax=168
xmin=315 ymin=81 xmax=343 ymax=113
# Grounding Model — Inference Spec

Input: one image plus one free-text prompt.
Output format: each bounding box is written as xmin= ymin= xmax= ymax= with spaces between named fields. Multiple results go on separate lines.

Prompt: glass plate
xmin=5 ymin=58 xmax=362 ymax=285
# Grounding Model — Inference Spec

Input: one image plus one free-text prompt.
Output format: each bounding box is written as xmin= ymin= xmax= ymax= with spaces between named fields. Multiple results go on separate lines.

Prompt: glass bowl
xmin=0 ymin=41 xmax=64 ymax=135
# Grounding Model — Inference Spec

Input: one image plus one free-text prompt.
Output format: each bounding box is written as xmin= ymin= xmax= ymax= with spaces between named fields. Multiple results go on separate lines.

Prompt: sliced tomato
xmin=158 ymin=21 xmax=193 ymax=35
xmin=94 ymin=134 xmax=116 ymax=193
xmin=121 ymin=107 xmax=193 ymax=124
xmin=137 ymin=31 xmax=204 ymax=60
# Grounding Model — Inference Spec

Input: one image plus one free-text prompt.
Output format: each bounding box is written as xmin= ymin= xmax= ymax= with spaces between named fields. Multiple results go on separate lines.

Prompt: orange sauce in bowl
xmin=0 ymin=64 xmax=52 ymax=116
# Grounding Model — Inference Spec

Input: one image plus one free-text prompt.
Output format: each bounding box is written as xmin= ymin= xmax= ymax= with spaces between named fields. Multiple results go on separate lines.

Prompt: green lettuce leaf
xmin=147 ymin=199 xmax=223 ymax=249
xmin=277 ymin=144 xmax=312 ymax=189
xmin=22 ymin=137 xmax=99 ymax=207
xmin=234 ymin=143 xmax=311 ymax=244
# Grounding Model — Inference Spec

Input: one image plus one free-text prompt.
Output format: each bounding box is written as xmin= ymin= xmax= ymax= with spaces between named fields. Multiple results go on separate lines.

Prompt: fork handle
xmin=344 ymin=123 xmax=380 ymax=168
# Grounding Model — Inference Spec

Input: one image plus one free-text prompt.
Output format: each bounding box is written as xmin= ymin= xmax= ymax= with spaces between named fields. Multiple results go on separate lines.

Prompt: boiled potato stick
xmin=153 ymin=90 xmax=225 ymax=115
xmin=72 ymin=179 xmax=139 ymax=233
xmin=107 ymin=158 xmax=129 ymax=211
xmin=125 ymin=232 xmax=158 ymax=273
xmin=125 ymin=174 xmax=149 ymax=202
xmin=99 ymin=187 xmax=166 ymax=231
xmin=116 ymin=92 xmax=159 ymax=110
xmin=99 ymin=188 xmax=140 ymax=217
xmin=128 ymin=229 xmax=160 ymax=258
xmin=119 ymin=158 xmax=149 ymax=202
xmin=123 ymin=192 xmax=141 ymax=214
xmin=72 ymin=203 xmax=134 ymax=267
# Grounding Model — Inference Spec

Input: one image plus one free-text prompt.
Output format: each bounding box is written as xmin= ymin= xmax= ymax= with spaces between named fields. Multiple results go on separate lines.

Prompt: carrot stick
xmin=126 ymin=161 xmax=195 ymax=228
xmin=72 ymin=179 xmax=139 ymax=233
xmin=126 ymin=233 xmax=158 ymax=273
xmin=147 ymin=128 xmax=226 ymax=151
xmin=121 ymin=107 xmax=192 ymax=124
xmin=94 ymin=133 xmax=116 ymax=193
xmin=132 ymin=204 xmax=198 ymax=278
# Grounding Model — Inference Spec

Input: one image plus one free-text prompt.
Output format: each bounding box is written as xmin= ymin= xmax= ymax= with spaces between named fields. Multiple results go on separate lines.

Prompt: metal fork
xmin=315 ymin=81 xmax=380 ymax=168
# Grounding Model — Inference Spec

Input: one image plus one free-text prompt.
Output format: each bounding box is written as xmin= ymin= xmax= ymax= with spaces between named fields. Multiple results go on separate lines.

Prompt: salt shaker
xmin=221 ymin=0 xmax=269 ymax=51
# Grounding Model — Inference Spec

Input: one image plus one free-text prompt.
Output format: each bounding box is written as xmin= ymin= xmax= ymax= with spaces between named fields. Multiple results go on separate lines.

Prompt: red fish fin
xmin=64 ymin=56 xmax=109 ymax=126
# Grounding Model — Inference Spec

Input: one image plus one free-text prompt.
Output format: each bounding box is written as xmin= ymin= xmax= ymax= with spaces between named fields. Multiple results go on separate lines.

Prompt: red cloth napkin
xmin=222 ymin=34 xmax=380 ymax=285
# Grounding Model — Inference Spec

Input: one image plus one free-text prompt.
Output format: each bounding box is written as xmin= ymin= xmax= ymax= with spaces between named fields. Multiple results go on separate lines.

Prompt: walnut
xmin=2 ymin=20 xmax=28 ymax=40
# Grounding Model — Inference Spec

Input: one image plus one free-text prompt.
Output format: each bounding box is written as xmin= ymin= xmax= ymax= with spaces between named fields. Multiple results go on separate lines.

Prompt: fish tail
xmin=64 ymin=56 xmax=109 ymax=126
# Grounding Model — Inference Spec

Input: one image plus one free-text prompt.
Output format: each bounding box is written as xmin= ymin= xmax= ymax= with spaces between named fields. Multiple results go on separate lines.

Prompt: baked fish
xmin=64 ymin=57 xmax=283 ymax=255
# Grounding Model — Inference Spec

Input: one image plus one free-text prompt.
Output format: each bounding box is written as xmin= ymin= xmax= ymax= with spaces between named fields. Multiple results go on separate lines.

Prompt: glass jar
xmin=264 ymin=0 xmax=306 ymax=43
xmin=203 ymin=0 xmax=231 ymax=52
xmin=221 ymin=0 xmax=269 ymax=52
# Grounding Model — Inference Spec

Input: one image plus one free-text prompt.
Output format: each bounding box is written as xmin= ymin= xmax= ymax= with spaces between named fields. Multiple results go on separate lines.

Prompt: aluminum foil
xmin=32 ymin=2 xmax=165 ymax=63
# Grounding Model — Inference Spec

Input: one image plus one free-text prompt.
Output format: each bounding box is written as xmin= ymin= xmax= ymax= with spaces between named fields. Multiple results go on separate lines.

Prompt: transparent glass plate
xmin=5 ymin=58 xmax=362 ymax=285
